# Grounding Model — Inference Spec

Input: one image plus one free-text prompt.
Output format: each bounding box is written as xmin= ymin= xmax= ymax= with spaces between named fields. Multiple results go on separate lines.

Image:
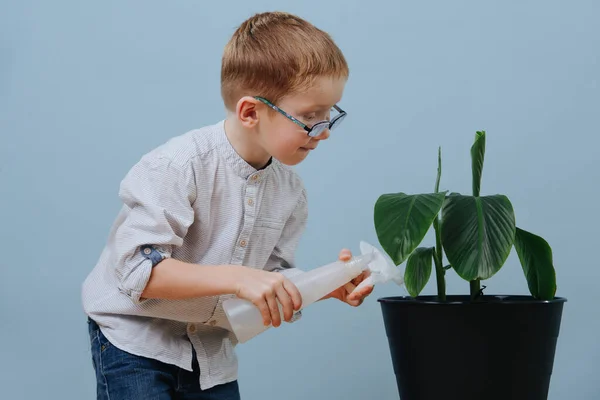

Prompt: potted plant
xmin=373 ymin=131 xmax=566 ymax=400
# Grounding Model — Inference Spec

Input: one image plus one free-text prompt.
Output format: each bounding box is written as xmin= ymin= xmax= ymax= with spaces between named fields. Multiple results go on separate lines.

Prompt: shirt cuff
xmin=140 ymin=244 xmax=169 ymax=267
xmin=119 ymin=245 xmax=170 ymax=304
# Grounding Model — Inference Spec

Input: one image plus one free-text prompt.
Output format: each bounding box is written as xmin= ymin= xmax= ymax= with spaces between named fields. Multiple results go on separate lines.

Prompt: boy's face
xmin=257 ymin=76 xmax=346 ymax=166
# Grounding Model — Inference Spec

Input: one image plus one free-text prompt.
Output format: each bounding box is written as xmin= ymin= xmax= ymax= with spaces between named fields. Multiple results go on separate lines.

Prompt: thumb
xmin=348 ymin=277 xmax=374 ymax=300
xmin=338 ymin=248 xmax=352 ymax=262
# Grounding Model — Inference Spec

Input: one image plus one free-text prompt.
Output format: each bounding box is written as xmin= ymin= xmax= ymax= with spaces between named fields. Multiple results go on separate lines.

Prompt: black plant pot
xmin=378 ymin=295 xmax=566 ymax=400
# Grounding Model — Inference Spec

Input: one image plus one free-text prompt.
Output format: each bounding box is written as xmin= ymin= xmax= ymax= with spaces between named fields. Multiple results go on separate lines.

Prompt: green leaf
xmin=513 ymin=227 xmax=557 ymax=300
xmin=405 ymin=247 xmax=434 ymax=297
xmin=441 ymin=194 xmax=516 ymax=280
xmin=374 ymin=192 xmax=446 ymax=265
xmin=471 ymin=131 xmax=486 ymax=197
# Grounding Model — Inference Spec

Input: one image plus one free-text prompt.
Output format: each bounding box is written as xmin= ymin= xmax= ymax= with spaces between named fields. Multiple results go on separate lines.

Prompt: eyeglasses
xmin=254 ymin=96 xmax=346 ymax=137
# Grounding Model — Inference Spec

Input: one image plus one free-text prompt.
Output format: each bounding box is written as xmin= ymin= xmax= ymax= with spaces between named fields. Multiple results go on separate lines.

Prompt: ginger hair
xmin=221 ymin=11 xmax=349 ymax=111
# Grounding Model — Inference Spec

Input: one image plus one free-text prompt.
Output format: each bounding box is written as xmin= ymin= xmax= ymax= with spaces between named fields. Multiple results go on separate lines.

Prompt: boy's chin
xmin=275 ymin=152 xmax=309 ymax=166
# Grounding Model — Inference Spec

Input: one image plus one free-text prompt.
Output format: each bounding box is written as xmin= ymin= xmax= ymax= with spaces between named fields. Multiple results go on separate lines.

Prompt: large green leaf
xmin=441 ymin=194 xmax=516 ymax=280
xmin=374 ymin=192 xmax=446 ymax=265
xmin=471 ymin=131 xmax=486 ymax=197
xmin=405 ymin=247 xmax=434 ymax=297
xmin=514 ymin=227 xmax=557 ymax=300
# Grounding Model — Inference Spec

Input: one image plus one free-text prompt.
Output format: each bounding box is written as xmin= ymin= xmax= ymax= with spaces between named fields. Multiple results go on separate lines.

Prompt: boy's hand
xmin=324 ymin=249 xmax=374 ymax=306
xmin=233 ymin=267 xmax=302 ymax=328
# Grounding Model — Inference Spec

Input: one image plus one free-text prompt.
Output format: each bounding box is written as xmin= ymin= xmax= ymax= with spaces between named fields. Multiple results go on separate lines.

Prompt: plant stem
xmin=435 ymin=147 xmax=441 ymax=193
xmin=432 ymin=241 xmax=446 ymax=301
xmin=433 ymin=216 xmax=446 ymax=301
xmin=432 ymin=146 xmax=446 ymax=301
xmin=470 ymin=138 xmax=483 ymax=301
xmin=470 ymin=279 xmax=480 ymax=300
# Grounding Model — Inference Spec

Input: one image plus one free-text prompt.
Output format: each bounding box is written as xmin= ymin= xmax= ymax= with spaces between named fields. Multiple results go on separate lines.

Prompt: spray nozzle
xmin=354 ymin=241 xmax=405 ymax=292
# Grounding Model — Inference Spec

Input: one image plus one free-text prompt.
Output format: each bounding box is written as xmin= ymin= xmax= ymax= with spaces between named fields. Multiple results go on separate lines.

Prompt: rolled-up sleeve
xmin=113 ymin=155 xmax=196 ymax=304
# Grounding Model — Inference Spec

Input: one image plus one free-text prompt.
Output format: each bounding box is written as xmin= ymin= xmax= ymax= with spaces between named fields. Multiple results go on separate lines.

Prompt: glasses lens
xmin=330 ymin=113 xmax=346 ymax=130
xmin=309 ymin=123 xmax=328 ymax=137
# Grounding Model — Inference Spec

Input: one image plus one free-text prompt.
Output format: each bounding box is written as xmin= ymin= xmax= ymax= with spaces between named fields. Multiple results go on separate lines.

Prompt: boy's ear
xmin=236 ymin=96 xmax=260 ymax=128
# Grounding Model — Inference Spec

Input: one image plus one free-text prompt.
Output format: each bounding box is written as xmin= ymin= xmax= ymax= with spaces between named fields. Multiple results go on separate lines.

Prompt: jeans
xmin=88 ymin=318 xmax=241 ymax=400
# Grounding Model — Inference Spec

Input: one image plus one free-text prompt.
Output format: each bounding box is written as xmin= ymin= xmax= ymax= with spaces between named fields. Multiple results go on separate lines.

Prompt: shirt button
xmin=240 ymin=239 xmax=247 ymax=247
xmin=209 ymin=320 xmax=217 ymax=326
xmin=247 ymin=198 xmax=254 ymax=206
xmin=143 ymin=247 xmax=152 ymax=255
xmin=189 ymin=324 xmax=196 ymax=333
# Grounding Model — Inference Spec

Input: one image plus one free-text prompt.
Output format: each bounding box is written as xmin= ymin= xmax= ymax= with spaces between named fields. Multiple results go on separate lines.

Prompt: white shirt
xmin=81 ymin=120 xmax=307 ymax=389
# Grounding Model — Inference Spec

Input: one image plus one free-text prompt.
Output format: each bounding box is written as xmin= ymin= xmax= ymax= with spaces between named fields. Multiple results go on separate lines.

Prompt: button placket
xmin=231 ymin=178 xmax=258 ymax=264
xmin=246 ymin=176 xmax=258 ymax=213
xmin=190 ymin=335 xmax=212 ymax=388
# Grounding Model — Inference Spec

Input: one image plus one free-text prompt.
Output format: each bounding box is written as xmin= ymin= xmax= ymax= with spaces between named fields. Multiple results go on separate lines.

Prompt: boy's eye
xmin=302 ymin=110 xmax=330 ymax=122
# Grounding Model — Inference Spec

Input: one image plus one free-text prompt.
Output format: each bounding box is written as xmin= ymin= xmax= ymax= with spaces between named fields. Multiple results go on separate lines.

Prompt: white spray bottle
xmin=222 ymin=241 xmax=404 ymax=343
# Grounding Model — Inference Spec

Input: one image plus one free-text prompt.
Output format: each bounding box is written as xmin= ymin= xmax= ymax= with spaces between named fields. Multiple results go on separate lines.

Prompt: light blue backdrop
xmin=1 ymin=1 xmax=599 ymax=399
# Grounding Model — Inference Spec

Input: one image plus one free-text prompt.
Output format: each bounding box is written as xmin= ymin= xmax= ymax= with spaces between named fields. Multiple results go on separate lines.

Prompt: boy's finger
xmin=266 ymin=293 xmax=281 ymax=327
xmin=256 ymin=299 xmax=271 ymax=326
xmin=361 ymin=284 xmax=374 ymax=295
xmin=343 ymin=281 xmax=355 ymax=294
xmin=348 ymin=284 xmax=373 ymax=301
xmin=283 ymin=279 xmax=303 ymax=311
xmin=338 ymin=248 xmax=352 ymax=261
xmin=347 ymin=297 xmax=362 ymax=307
xmin=276 ymin=286 xmax=294 ymax=322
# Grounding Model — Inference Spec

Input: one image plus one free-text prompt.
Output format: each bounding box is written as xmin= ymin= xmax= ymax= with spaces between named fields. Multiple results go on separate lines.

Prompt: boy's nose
xmin=314 ymin=128 xmax=330 ymax=141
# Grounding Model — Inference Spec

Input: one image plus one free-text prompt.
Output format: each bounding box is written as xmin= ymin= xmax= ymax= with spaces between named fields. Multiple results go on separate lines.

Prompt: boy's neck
xmin=223 ymin=116 xmax=272 ymax=170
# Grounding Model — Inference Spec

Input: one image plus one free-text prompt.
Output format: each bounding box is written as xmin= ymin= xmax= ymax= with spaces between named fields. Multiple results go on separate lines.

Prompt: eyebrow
xmin=298 ymin=104 xmax=335 ymax=114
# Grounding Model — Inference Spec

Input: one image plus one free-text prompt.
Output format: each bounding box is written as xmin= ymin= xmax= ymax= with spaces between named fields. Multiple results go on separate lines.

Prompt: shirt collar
xmin=215 ymin=119 xmax=276 ymax=180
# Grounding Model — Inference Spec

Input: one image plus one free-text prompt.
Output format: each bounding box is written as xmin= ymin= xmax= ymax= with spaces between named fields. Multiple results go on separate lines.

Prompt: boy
xmin=82 ymin=11 xmax=373 ymax=400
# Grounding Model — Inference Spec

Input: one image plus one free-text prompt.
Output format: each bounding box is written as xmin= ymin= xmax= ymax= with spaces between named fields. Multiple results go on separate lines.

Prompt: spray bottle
xmin=222 ymin=241 xmax=404 ymax=343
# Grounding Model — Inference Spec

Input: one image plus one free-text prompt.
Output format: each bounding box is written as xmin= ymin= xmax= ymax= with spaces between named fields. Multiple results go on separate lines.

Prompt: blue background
xmin=1 ymin=1 xmax=599 ymax=399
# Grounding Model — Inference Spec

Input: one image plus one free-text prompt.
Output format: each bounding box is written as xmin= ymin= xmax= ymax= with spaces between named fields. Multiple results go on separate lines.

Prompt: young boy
xmin=82 ymin=11 xmax=373 ymax=400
